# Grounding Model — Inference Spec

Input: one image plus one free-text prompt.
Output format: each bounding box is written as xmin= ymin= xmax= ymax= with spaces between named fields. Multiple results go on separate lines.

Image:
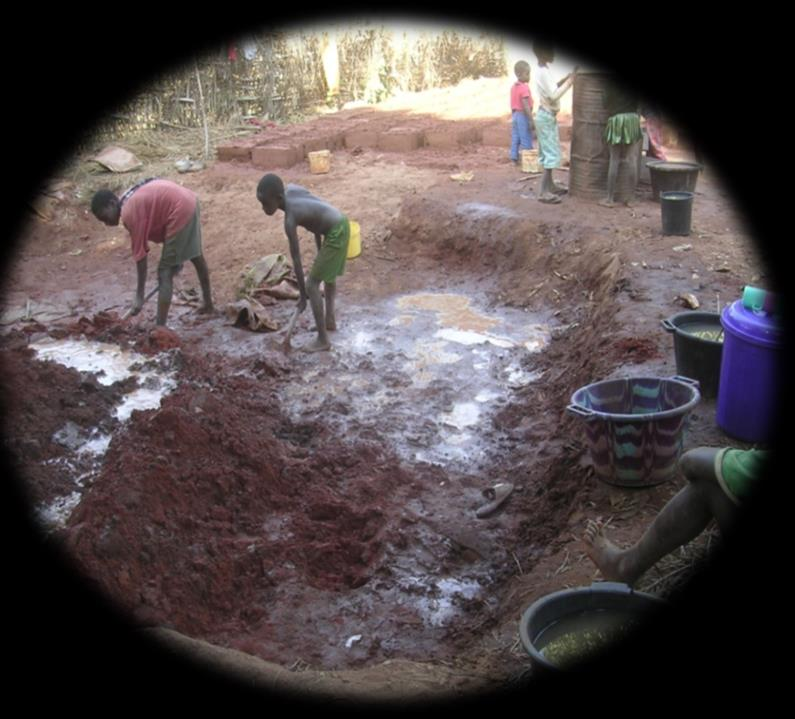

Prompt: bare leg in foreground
xmin=583 ymin=448 xmax=736 ymax=586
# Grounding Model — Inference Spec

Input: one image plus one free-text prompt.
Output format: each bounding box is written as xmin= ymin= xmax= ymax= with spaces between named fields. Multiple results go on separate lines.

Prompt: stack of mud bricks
xmin=481 ymin=118 xmax=573 ymax=147
xmin=341 ymin=118 xmax=422 ymax=152
xmin=424 ymin=124 xmax=482 ymax=149
xmin=216 ymin=122 xmax=344 ymax=169
xmin=216 ymin=112 xmax=555 ymax=169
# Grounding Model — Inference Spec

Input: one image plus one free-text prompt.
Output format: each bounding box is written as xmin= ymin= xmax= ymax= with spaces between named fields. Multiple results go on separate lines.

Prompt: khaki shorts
xmin=159 ymin=202 xmax=202 ymax=270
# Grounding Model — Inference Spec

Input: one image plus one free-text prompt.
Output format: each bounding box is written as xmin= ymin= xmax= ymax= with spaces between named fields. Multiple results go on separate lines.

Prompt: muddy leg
xmin=324 ymin=281 xmax=337 ymax=331
xmin=623 ymin=141 xmax=641 ymax=206
xmin=540 ymin=168 xmax=553 ymax=196
xmin=539 ymin=169 xmax=561 ymax=203
xmin=156 ymin=265 xmax=178 ymax=326
xmin=599 ymin=144 xmax=621 ymax=207
xmin=583 ymin=448 xmax=735 ymax=585
xmin=190 ymin=254 xmax=214 ymax=313
xmin=303 ymin=276 xmax=331 ymax=352
xmin=678 ymin=447 xmax=737 ymax=533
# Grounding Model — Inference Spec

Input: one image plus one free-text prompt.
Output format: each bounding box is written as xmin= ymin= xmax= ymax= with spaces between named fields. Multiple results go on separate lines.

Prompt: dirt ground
xmin=1 ymin=80 xmax=773 ymax=705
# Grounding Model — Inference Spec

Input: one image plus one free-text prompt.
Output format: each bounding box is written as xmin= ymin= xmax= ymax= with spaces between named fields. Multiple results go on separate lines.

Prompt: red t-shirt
xmin=121 ymin=180 xmax=197 ymax=262
xmin=511 ymin=81 xmax=532 ymax=112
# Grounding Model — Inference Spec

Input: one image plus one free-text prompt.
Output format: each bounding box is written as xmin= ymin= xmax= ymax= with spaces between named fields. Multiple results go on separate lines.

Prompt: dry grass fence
xmin=88 ymin=27 xmax=505 ymax=146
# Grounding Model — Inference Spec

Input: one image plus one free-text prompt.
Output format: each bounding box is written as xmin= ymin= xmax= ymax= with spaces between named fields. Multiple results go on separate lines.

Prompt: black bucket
xmin=519 ymin=582 xmax=666 ymax=673
xmin=661 ymin=191 xmax=694 ymax=236
xmin=662 ymin=311 xmax=724 ymax=398
xmin=648 ymin=160 xmax=702 ymax=201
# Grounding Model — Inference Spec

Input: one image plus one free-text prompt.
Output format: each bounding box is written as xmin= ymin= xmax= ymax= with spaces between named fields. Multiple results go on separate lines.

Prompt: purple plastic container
xmin=716 ymin=300 xmax=783 ymax=442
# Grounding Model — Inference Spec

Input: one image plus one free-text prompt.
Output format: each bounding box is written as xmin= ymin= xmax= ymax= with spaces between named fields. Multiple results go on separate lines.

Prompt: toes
xmin=584 ymin=517 xmax=606 ymax=542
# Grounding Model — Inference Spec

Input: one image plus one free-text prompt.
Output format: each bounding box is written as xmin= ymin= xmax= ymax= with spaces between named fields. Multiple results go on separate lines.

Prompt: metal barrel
xmin=570 ymin=71 xmax=637 ymax=202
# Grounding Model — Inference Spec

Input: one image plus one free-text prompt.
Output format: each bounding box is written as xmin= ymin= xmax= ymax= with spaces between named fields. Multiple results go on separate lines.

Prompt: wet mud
xmin=1 ymin=112 xmax=768 ymax=699
xmin=1 ymin=206 xmax=623 ymax=676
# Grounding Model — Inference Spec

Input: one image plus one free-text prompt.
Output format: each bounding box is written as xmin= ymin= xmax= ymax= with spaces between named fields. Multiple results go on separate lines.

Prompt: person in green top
xmin=256 ymin=174 xmax=350 ymax=353
xmin=583 ymin=447 xmax=770 ymax=586
xmin=599 ymin=78 xmax=643 ymax=208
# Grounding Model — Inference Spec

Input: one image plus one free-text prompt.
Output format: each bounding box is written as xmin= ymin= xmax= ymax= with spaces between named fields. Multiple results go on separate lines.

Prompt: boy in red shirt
xmin=91 ymin=178 xmax=213 ymax=326
xmin=510 ymin=60 xmax=535 ymax=165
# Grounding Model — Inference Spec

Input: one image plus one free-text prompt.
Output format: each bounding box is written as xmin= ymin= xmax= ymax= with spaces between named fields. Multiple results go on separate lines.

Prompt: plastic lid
xmin=721 ymin=300 xmax=783 ymax=348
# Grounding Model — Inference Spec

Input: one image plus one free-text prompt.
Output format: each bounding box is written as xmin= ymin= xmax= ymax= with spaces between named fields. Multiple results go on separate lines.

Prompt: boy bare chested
xmin=256 ymin=174 xmax=350 ymax=352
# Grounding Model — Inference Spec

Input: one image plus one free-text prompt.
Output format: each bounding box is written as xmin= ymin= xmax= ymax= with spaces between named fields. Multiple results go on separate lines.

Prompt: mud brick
xmin=463 ymin=127 xmax=483 ymax=144
xmin=216 ymin=144 xmax=252 ymax=162
xmin=303 ymin=134 xmax=343 ymax=156
xmin=425 ymin=129 xmax=461 ymax=149
xmin=558 ymin=123 xmax=572 ymax=143
xmin=481 ymin=122 xmax=511 ymax=147
xmin=377 ymin=129 xmax=424 ymax=152
xmin=292 ymin=141 xmax=306 ymax=159
xmin=425 ymin=126 xmax=481 ymax=149
xmin=323 ymin=132 xmax=345 ymax=150
xmin=344 ymin=130 xmax=380 ymax=149
xmin=251 ymin=145 xmax=300 ymax=169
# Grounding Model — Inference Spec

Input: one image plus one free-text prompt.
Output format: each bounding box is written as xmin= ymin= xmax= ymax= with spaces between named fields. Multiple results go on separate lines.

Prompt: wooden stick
xmin=281 ymin=306 xmax=301 ymax=353
xmin=194 ymin=61 xmax=210 ymax=160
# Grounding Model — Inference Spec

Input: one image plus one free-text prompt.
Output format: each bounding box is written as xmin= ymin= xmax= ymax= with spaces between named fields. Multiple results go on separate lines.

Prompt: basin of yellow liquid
xmin=397 ymin=293 xmax=498 ymax=333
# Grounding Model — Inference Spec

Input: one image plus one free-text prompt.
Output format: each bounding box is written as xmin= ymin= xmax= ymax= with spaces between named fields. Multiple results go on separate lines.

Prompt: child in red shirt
xmin=510 ymin=60 xmax=535 ymax=165
xmin=91 ymin=179 xmax=213 ymax=325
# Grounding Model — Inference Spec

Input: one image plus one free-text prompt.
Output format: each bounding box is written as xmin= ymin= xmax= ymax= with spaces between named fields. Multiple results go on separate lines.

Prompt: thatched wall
xmin=93 ymin=27 xmax=505 ymax=142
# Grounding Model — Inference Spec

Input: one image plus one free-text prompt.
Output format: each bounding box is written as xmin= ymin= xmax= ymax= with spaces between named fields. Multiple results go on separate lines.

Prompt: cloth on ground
xmin=93 ymin=146 xmax=144 ymax=173
xmin=238 ymin=253 xmax=299 ymax=300
xmin=226 ymin=298 xmax=279 ymax=332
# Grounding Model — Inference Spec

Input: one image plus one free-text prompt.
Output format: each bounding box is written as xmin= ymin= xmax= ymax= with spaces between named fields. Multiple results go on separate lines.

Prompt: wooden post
xmin=194 ymin=60 xmax=210 ymax=160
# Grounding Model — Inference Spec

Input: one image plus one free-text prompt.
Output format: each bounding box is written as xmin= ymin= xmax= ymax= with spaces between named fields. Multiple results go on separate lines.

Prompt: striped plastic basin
xmin=567 ymin=376 xmax=701 ymax=487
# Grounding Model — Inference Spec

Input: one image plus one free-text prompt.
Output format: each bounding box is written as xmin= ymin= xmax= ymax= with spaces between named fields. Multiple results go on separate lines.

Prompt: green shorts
xmin=159 ymin=202 xmax=203 ymax=270
xmin=714 ymin=448 xmax=770 ymax=505
xmin=309 ymin=216 xmax=349 ymax=284
xmin=604 ymin=113 xmax=642 ymax=145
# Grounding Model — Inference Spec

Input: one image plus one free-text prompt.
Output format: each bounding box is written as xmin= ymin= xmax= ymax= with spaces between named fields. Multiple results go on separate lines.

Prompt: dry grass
xmin=636 ymin=525 xmax=720 ymax=598
xmin=52 ymin=121 xmax=259 ymax=203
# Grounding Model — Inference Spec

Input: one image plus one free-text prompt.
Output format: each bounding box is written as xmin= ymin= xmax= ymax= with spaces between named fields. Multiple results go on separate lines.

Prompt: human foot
xmin=302 ymin=338 xmax=331 ymax=353
xmin=538 ymin=192 xmax=562 ymax=204
xmin=582 ymin=519 xmax=634 ymax=584
xmin=551 ymin=184 xmax=568 ymax=195
xmin=598 ymin=198 xmax=616 ymax=208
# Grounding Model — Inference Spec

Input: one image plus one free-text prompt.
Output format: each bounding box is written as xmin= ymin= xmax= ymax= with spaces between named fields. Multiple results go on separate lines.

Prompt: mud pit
xmin=2 ymin=88 xmax=771 ymax=702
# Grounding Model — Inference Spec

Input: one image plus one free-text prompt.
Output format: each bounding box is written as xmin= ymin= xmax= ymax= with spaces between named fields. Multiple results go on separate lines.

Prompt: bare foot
xmin=302 ymin=338 xmax=331 ymax=353
xmin=551 ymin=184 xmax=568 ymax=195
xmin=197 ymin=303 xmax=215 ymax=315
xmin=598 ymin=198 xmax=616 ymax=208
xmin=582 ymin=519 xmax=634 ymax=584
xmin=538 ymin=192 xmax=562 ymax=204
